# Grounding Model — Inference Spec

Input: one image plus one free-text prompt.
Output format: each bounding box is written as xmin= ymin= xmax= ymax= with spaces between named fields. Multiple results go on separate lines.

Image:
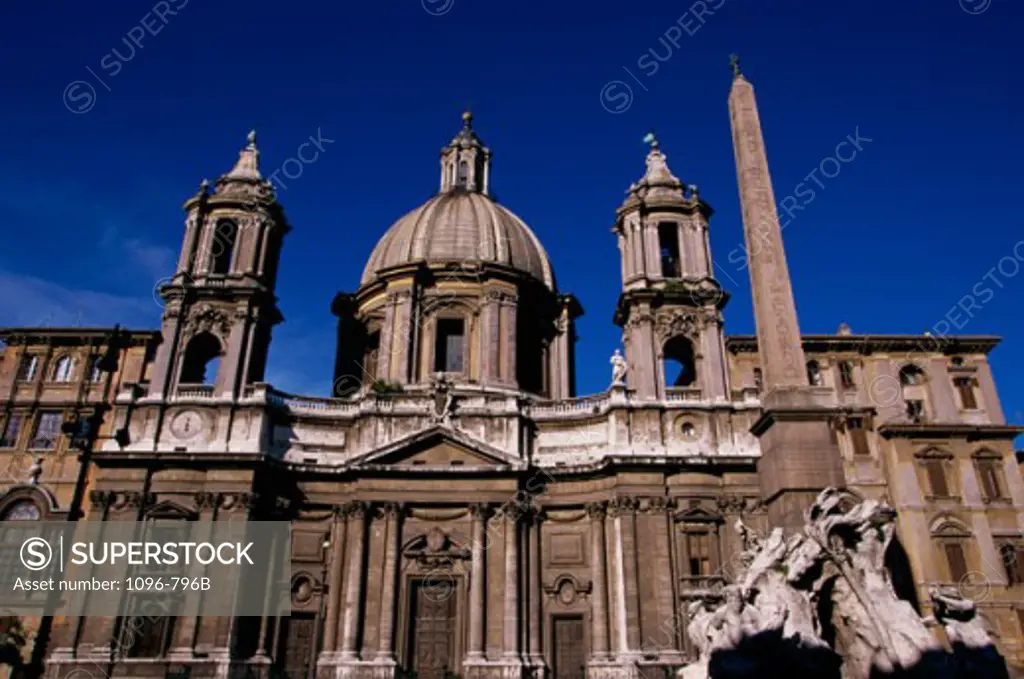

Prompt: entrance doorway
xmin=552 ymin=615 xmax=586 ymax=679
xmin=277 ymin=612 xmax=315 ymax=679
xmin=407 ymin=580 xmax=456 ymax=679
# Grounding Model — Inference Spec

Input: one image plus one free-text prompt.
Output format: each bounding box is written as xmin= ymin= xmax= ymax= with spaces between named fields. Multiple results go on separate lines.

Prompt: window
xmin=179 ymin=333 xmax=222 ymax=385
xmin=434 ymin=318 xmax=465 ymax=373
xmin=3 ymin=502 xmax=40 ymax=521
xmin=0 ymin=415 xmax=23 ymax=448
xmin=17 ymin=355 xmax=38 ymax=382
xmin=658 ymin=222 xmax=681 ymax=279
xmin=838 ymin=361 xmax=855 ymax=389
xmin=456 ymin=161 xmax=469 ymax=188
xmin=360 ymin=330 xmax=380 ymax=388
xmin=210 ymin=219 xmax=238 ymax=274
xmin=925 ymin=459 xmax=950 ymax=498
xmin=944 ymin=543 xmax=968 ymax=583
xmin=849 ymin=418 xmax=870 ymax=457
xmin=663 ymin=336 xmax=697 ymax=388
xmin=685 ymin=532 xmax=713 ymax=577
xmin=123 ymin=604 xmax=176 ymax=658
xmin=899 ymin=364 xmax=925 ymax=386
xmin=51 ymin=356 xmax=74 ymax=382
xmin=31 ymin=412 xmax=62 ymax=450
xmin=976 ymin=456 xmax=1005 ymax=501
xmin=806 ymin=360 xmax=823 ymax=387
xmin=752 ymin=368 xmax=762 ymax=393
xmin=1001 ymin=544 xmax=1024 ymax=586
xmin=955 ymin=377 xmax=978 ymax=410
xmin=906 ymin=399 xmax=925 ymax=422
xmin=87 ymin=355 xmax=103 ymax=382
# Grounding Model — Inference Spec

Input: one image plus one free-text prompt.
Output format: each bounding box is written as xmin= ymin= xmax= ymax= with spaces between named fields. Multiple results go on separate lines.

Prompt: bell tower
xmin=612 ymin=136 xmax=730 ymax=402
xmin=149 ymin=131 xmax=291 ymax=399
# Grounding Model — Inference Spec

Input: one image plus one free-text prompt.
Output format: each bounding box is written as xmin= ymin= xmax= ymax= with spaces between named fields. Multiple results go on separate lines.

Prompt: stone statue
xmin=676 ymin=488 xmax=1008 ymax=679
xmin=610 ymin=349 xmax=628 ymax=385
xmin=27 ymin=456 xmax=43 ymax=485
xmin=928 ymin=587 xmax=991 ymax=649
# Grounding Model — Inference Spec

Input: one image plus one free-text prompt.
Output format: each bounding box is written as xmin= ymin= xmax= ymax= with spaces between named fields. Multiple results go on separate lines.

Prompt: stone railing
xmin=266 ymin=389 xmax=359 ymax=415
xmin=665 ymin=387 xmax=703 ymax=403
xmin=530 ymin=393 xmax=609 ymax=417
xmin=175 ymin=384 xmax=216 ymax=399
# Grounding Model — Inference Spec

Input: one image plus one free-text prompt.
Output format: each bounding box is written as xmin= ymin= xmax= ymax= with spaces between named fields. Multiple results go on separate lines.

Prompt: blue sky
xmin=0 ymin=0 xmax=1022 ymax=425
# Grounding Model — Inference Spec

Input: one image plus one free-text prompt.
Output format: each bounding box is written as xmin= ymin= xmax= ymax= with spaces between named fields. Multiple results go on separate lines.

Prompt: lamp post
xmin=307 ymin=534 xmax=331 ymax=679
xmin=25 ymin=326 xmax=128 ymax=679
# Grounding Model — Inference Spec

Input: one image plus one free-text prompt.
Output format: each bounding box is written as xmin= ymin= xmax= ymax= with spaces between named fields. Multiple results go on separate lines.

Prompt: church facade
xmin=1 ymin=67 xmax=1023 ymax=679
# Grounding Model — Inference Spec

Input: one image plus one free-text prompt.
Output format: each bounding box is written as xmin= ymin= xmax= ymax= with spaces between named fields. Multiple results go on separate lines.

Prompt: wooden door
xmin=552 ymin=616 xmax=585 ymax=679
xmin=278 ymin=613 xmax=315 ymax=679
xmin=409 ymin=580 xmax=456 ymax=679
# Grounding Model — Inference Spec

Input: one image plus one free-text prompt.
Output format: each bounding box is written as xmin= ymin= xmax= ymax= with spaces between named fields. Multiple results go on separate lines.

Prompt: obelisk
xmin=727 ymin=56 xmax=845 ymax=528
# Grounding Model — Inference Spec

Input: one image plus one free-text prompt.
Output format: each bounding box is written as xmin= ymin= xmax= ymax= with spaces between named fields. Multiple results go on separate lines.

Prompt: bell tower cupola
xmin=149 ymin=131 xmax=291 ymax=400
xmin=439 ymin=111 xmax=492 ymax=194
xmin=612 ymin=134 xmax=730 ymax=401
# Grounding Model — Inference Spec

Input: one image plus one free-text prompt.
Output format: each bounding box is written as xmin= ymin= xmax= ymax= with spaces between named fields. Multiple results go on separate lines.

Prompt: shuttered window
xmin=925 ymin=460 xmax=950 ymax=498
xmin=944 ymin=543 xmax=968 ymax=583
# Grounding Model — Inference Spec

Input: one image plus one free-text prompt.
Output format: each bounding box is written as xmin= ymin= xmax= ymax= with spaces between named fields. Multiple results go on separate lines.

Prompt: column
xmin=340 ymin=501 xmax=368 ymax=659
xmin=503 ymin=507 xmax=520 ymax=659
xmin=322 ymin=513 xmax=346 ymax=653
xmin=468 ymin=504 xmax=489 ymax=659
xmin=377 ymin=503 xmax=403 ymax=660
xmin=528 ymin=508 xmax=544 ymax=663
xmin=587 ymin=503 xmax=609 ymax=659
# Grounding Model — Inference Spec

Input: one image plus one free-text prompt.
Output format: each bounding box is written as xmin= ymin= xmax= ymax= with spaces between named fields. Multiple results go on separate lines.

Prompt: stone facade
xmin=0 ymin=71 xmax=1021 ymax=679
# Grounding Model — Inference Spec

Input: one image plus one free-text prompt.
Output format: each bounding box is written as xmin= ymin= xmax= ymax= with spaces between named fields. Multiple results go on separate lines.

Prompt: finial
xmin=462 ymin=110 xmax=473 ymax=128
xmin=247 ymin=129 xmax=257 ymax=147
xmin=642 ymin=130 xmax=659 ymax=149
xmin=729 ymin=53 xmax=742 ymax=78
xmin=199 ymin=178 xmax=210 ymax=194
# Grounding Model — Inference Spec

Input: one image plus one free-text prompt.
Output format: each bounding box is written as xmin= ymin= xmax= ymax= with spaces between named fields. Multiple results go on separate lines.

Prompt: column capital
xmin=469 ymin=502 xmax=492 ymax=519
xmin=342 ymin=500 xmax=369 ymax=519
xmin=585 ymin=501 xmax=608 ymax=519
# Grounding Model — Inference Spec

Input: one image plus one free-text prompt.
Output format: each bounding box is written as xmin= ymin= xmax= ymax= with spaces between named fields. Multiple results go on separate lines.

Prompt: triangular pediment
xmin=145 ymin=500 xmax=198 ymax=520
xmin=345 ymin=426 xmax=524 ymax=471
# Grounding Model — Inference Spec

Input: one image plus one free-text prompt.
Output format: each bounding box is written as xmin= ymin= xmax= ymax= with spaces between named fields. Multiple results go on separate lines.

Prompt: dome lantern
xmin=439 ymin=110 xmax=492 ymax=195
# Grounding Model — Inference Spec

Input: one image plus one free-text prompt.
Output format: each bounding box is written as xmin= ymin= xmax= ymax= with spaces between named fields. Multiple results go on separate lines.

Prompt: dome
xmin=361 ymin=191 xmax=555 ymax=289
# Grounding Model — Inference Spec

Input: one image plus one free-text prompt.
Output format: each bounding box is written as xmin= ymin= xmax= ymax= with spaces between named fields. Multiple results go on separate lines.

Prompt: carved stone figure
xmin=610 ymin=349 xmax=627 ymax=385
xmin=677 ymin=488 xmax=1007 ymax=679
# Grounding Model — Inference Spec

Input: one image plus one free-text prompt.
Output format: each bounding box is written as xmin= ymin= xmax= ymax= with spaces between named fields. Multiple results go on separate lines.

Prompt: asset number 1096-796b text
xmin=126 ymin=577 xmax=211 ymax=591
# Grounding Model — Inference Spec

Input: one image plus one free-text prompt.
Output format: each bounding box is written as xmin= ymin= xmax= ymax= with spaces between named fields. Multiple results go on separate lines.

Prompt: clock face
xmin=170 ymin=410 xmax=204 ymax=440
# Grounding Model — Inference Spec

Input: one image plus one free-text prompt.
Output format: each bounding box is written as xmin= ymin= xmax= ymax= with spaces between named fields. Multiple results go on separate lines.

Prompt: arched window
xmin=900 ymin=364 xmax=928 ymax=422
xmin=456 ymin=161 xmax=469 ymax=188
xmin=752 ymin=368 xmax=763 ymax=393
xmin=3 ymin=501 xmax=40 ymax=521
xmin=658 ymin=222 xmax=681 ymax=278
xmin=87 ymin=355 xmax=103 ymax=382
xmin=52 ymin=356 xmax=75 ymax=382
xmin=838 ymin=361 xmax=855 ymax=389
xmin=663 ymin=336 xmax=697 ymax=388
xmin=899 ymin=364 xmax=925 ymax=386
xmin=179 ymin=333 xmax=222 ymax=386
xmin=210 ymin=219 xmax=238 ymax=274
xmin=17 ymin=354 xmax=38 ymax=382
xmin=806 ymin=360 xmax=823 ymax=386
xmin=434 ymin=318 xmax=465 ymax=373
